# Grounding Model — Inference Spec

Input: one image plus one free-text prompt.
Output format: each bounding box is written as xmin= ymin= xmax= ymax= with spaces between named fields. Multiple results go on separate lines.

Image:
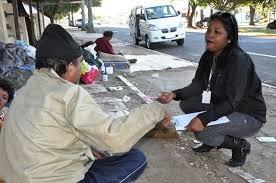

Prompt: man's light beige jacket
xmin=0 ymin=69 xmax=166 ymax=183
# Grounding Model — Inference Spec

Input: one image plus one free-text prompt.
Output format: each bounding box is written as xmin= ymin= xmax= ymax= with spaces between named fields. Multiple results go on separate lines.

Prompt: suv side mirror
xmin=177 ymin=11 xmax=180 ymax=15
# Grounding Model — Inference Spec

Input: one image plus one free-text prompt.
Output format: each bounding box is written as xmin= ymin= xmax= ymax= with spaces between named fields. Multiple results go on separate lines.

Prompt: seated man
xmin=95 ymin=31 xmax=136 ymax=64
xmin=0 ymin=78 xmax=14 ymax=129
xmin=0 ymin=24 xmax=169 ymax=183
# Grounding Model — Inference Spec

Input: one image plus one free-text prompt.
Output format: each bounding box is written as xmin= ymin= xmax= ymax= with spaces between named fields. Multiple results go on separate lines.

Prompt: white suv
xmin=129 ymin=3 xmax=186 ymax=49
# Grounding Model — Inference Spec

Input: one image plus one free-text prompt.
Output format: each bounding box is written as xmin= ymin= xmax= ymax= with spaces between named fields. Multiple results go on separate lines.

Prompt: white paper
xmin=172 ymin=111 xmax=230 ymax=131
xmin=256 ymin=137 xmax=276 ymax=143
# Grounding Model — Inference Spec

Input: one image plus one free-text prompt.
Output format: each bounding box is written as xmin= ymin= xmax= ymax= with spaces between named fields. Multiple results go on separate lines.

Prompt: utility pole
xmin=87 ymin=0 xmax=95 ymax=33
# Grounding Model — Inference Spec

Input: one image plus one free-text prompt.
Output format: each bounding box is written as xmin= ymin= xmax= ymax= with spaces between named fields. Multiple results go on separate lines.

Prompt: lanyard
xmin=207 ymin=57 xmax=217 ymax=91
xmin=207 ymin=72 xmax=212 ymax=91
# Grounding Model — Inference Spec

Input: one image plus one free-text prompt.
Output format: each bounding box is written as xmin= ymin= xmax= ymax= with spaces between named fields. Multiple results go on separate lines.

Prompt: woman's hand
xmin=186 ymin=117 xmax=204 ymax=132
xmin=158 ymin=92 xmax=176 ymax=104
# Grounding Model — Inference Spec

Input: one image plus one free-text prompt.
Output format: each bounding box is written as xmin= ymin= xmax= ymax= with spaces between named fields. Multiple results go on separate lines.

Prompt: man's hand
xmin=0 ymin=118 xmax=4 ymax=128
xmin=158 ymin=92 xmax=176 ymax=104
xmin=186 ymin=117 xmax=204 ymax=132
xmin=160 ymin=112 xmax=171 ymax=128
xmin=0 ymin=111 xmax=4 ymax=128
xmin=91 ymin=147 xmax=104 ymax=159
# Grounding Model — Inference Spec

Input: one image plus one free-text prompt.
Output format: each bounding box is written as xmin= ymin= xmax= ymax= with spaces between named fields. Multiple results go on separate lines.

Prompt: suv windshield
xmin=146 ymin=5 xmax=177 ymax=20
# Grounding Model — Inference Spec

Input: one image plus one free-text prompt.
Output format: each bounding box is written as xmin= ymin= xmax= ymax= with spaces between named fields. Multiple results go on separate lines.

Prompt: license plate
xmin=165 ymin=34 xmax=175 ymax=39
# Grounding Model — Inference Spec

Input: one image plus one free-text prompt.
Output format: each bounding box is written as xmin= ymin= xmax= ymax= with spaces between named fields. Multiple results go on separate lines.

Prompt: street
xmin=95 ymin=25 xmax=276 ymax=86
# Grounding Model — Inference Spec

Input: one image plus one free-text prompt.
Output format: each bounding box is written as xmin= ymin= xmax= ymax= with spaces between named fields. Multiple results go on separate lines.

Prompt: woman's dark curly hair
xmin=0 ymin=78 xmax=14 ymax=103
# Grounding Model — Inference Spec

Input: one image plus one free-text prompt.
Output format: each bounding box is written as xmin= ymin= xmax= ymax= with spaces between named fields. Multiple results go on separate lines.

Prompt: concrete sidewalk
xmin=68 ymin=28 xmax=276 ymax=183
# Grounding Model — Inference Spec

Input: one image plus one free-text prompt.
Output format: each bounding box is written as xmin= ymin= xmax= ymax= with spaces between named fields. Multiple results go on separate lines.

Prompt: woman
xmin=0 ymin=79 xmax=14 ymax=128
xmin=158 ymin=12 xmax=266 ymax=167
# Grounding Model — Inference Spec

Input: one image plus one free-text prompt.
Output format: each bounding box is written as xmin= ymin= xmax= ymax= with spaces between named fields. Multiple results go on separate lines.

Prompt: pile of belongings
xmin=80 ymin=41 xmax=102 ymax=84
xmin=80 ymin=61 xmax=99 ymax=84
xmin=0 ymin=41 xmax=36 ymax=89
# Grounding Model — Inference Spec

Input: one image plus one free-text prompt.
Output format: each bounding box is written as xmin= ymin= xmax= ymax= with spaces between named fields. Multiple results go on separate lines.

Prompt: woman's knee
xmin=195 ymin=131 xmax=224 ymax=147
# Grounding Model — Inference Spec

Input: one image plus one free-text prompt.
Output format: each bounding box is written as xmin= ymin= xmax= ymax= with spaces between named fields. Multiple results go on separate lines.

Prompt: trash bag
xmin=80 ymin=61 xmax=99 ymax=84
xmin=16 ymin=40 xmax=36 ymax=59
xmin=83 ymin=49 xmax=102 ymax=69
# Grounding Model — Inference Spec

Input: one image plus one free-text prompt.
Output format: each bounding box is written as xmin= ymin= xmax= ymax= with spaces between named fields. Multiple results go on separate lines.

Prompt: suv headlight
xmin=149 ymin=24 xmax=159 ymax=31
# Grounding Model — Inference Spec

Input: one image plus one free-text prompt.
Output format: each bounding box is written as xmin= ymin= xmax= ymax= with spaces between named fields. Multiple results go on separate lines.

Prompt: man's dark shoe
xmin=128 ymin=59 xmax=137 ymax=64
xmin=225 ymin=139 xmax=251 ymax=167
xmin=192 ymin=143 xmax=214 ymax=153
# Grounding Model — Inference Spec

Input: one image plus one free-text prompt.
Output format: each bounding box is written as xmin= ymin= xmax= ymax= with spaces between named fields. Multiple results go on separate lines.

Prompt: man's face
xmin=0 ymin=88 xmax=9 ymax=109
xmin=62 ymin=56 xmax=83 ymax=84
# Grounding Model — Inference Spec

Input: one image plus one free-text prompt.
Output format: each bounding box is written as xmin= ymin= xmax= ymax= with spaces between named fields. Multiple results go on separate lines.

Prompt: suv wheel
xmin=177 ymin=38 xmax=184 ymax=46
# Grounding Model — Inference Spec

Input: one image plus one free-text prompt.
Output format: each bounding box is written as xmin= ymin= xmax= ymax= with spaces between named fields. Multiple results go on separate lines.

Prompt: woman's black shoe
xmin=218 ymin=136 xmax=251 ymax=167
xmin=192 ymin=143 xmax=214 ymax=153
xmin=225 ymin=139 xmax=251 ymax=167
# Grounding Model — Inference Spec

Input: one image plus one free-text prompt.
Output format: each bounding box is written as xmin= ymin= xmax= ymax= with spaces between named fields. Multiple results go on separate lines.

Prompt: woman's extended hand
xmin=186 ymin=117 xmax=204 ymax=132
xmin=158 ymin=92 xmax=176 ymax=104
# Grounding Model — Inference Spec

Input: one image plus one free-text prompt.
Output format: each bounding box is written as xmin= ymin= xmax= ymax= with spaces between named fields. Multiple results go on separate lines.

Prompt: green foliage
xmin=256 ymin=0 xmax=276 ymax=21
xmin=189 ymin=0 xmax=208 ymax=8
xmin=44 ymin=0 xmax=80 ymax=19
xmin=85 ymin=0 xmax=102 ymax=7
xmin=244 ymin=0 xmax=274 ymax=7
xmin=29 ymin=0 xmax=102 ymax=21
xmin=38 ymin=0 xmax=80 ymax=20
xmin=204 ymin=0 xmax=248 ymax=12
xmin=203 ymin=0 xmax=275 ymax=12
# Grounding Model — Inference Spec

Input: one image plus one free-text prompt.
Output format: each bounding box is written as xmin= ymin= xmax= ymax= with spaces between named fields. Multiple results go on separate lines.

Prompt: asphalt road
xmin=95 ymin=25 xmax=276 ymax=86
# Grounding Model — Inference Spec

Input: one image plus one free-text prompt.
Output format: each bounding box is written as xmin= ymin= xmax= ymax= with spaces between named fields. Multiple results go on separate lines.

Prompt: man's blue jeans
xmin=79 ymin=149 xmax=147 ymax=183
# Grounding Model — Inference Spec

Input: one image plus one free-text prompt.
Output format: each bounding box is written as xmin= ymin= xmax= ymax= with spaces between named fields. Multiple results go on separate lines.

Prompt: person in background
xmin=94 ymin=31 xmax=116 ymax=55
xmin=158 ymin=12 xmax=266 ymax=167
xmin=95 ymin=31 xmax=136 ymax=63
xmin=0 ymin=24 xmax=169 ymax=183
xmin=0 ymin=78 xmax=14 ymax=129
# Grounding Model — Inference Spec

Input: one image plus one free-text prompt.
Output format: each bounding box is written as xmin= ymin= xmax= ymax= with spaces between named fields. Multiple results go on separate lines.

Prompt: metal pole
xmin=12 ymin=0 xmax=21 ymax=40
xmin=36 ymin=1 xmax=42 ymax=37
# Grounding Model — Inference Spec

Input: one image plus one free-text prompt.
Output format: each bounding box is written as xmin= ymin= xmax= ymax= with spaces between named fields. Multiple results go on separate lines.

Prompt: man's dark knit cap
xmin=36 ymin=24 xmax=83 ymax=59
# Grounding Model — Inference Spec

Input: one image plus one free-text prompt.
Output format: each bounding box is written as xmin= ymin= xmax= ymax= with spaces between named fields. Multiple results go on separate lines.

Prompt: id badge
xmin=202 ymin=91 xmax=211 ymax=104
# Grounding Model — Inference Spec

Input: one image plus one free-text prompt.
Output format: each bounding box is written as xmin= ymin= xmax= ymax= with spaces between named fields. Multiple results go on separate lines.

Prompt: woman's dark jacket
xmin=173 ymin=47 xmax=266 ymax=126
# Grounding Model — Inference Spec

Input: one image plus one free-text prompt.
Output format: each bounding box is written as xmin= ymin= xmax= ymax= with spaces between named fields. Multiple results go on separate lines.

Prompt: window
xmin=146 ymin=5 xmax=177 ymax=20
